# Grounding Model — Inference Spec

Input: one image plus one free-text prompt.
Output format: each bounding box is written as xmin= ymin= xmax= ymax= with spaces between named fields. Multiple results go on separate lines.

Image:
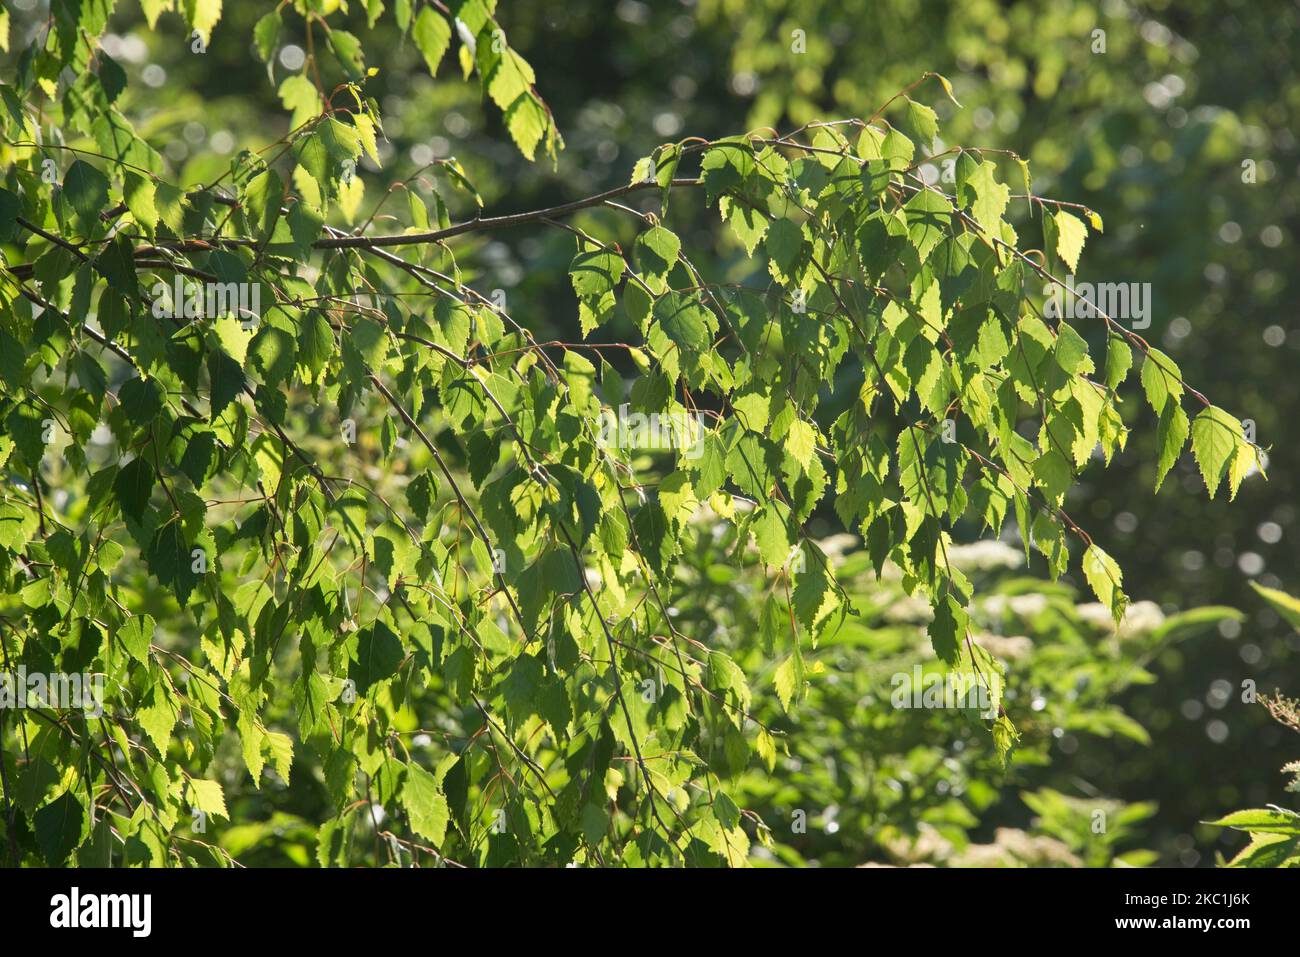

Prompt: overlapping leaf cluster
xmin=0 ymin=2 xmax=1259 ymax=866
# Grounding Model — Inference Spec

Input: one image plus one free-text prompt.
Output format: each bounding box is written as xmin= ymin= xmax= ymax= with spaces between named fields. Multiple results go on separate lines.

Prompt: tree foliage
xmin=0 ymin=1 xmax=1265 ymax=866
xmin=1208 ymin=583 xmax=1300 ymax=868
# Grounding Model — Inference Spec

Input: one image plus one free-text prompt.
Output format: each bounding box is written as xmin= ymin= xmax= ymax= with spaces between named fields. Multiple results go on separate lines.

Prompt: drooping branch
xmin=311 ymin=177 xmax=702 ymax=249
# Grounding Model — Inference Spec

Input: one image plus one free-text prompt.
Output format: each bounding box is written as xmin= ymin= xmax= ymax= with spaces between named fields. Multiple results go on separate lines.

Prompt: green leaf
xmin=185 ymin=0 xmax=223 ymax=44
xmin=1031 ymin=449 xmax=1072 ymax=508
xmin=297 ymin=310 xmax=335 ymax=382
xmin=903 ymin=97 xmax=938 ymax=148
xmin=34 ymin=791 xmax=85 ymax=865
xmin=119 ymin=614 xmax=155 ymax=665
xmin=632 ymin=499 xmax=674 ymax=573
xmin=244 ymin=168 xmax=284 ymax=244
xmin=634 ymin=225 xmax=680 ymax=281
xmin=723 ymin=200 xmax=768 ymax=256
xmin=751 ymin=505 xmax=792 ymax=567
xmin=966 ymin=160 xmax=1010 ymax=234
xmin=928 ymin=593 xmax=966 ymax=666
xmin=570 ymin=248 xmax=624 ymax=299
xmin=652 ymin=291 xmax=713 ymax=353
xmin=992 ymin=714 xmax=1019 ymax=768
xmin=792 ymin=558 xmax=838 ymax=633
xmin=187 ymin=778 xmax=229 ymax=820
xmin=1052 ymin=210 xmax=1087 ymax=273
xmin=700 ymin=139 xmax=755 ymax=205
xmin=1190 ymin=405 xmax=1242 ymax=499
xmin=1227 ymin=441 xmax=1259 ymax=501
xmin=0 ymin=501 xmax=36 ymax=551
xmin=113 ymin=456 xmax=155 ymax=522
xmin=773 ymin=653 xmax=803 ymax=713
xmin=1082 ymin=544 xmax=1128 ymax=625
xmin=279 ymin=74 xmax=321 ymax=131
xmin=211 ymin=315 xmax=253 ymax=366
xmin=155 ymin=181 xmax=188 ymax=232
xmin=295 ymin=117 xmax=362 ymax=194
xmin=1249 ymin=581 xmax=1300 ymax=629
xmin=765 ymin=217 xmax=804 ymax=283
xmin=412 ymin=6 xmax=451 ymax=75
xmin=120 ymin=376 xmax=166 ymax=425
xmin=1140 ymin=348 xmax=1184 ymax=416
xmin=1053 ymin=323 xmax=1091 ymax=375
xmin=1208 ymin=808 xmax=1300 ymax=833
xmin=208 ymin=348 xmax=246 ymax=420
xmin=932 ymin=72 xmax=961 ymax=106
xmin=904 ymin=187 xmax=951 ymax=262
xmin=62 ymin=160 xmax=110 ymax=229
xmin=349 ymin=620 xmax=405 ymax=693
xmin=328 ymin=29 xmax=365 ymax=78
xmin=371 ymin=522 xmax=415 ymax=590
xmin=147 ymin=518 xmax=203 ymax=607
xmin=1153 ymin=402 xmax=1188 ymax=492
xmin=502 ymin=653 xmax=544 ymax=724
xmin=123 ymin=172 xmax=158 ymax=232
xmin=785 ymin=418 xmax=817 ymax=470
xmin=1103 ymin=337 xmax=1133 ymax=390
xmin=253 ymin=9 xmax=281 ymax=61
xmin=0 ymin=187 xmax=20 ymax=243
xmin=250 ymin=325 xmax=297 ymax=387
xmin=138 ymin=682 xmax=179 ymax=755
xmin=486 ymin=46 xmax=536 ymax=112
xmin=1224 ymin=831 xmax=1300 ymax=868
xmin=401 ymin=763 xmax=450 ymax=846
xmin=504 ymin=94 xmax=549 ymax=161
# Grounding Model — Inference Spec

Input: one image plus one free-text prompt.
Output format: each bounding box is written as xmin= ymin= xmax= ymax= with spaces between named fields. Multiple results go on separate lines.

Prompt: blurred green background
xmin=5 ymin=0 xmax=1296 ymax=865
